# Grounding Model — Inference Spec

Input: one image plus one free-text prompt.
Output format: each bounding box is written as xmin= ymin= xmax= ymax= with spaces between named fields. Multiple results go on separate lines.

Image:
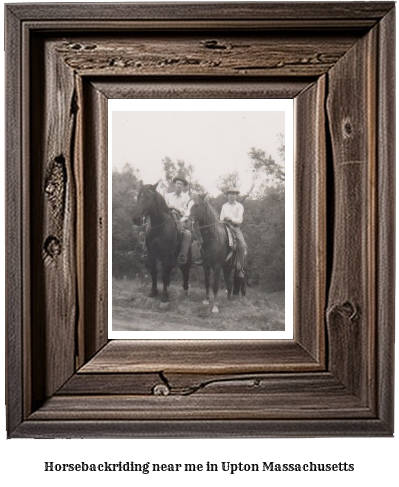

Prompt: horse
xmin=189 ymin=194 xmax=246 ymax=313
xmin=132 ymin=182 xmax=192 ymax=307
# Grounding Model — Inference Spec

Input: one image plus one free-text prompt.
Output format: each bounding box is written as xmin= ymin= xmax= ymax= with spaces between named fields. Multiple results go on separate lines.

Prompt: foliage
xmin=160 ymin=156 xmax=205 ymax=194
xmin=248 ymin=146 xmax=285 ymax=183
xmin=216 ymin=169 xmax=241 ymax=194
xmin=112 ymin=164 xmax=144 ymax=279
xmin=242 ymin=184 xmax=285 ymax=291
xmin=277 ymin=133 xmax=285 ymax=163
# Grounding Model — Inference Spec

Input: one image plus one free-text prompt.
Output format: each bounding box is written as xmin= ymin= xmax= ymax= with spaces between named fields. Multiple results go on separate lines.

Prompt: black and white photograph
xmin=109 ymin=99 xmax=293 ymax=337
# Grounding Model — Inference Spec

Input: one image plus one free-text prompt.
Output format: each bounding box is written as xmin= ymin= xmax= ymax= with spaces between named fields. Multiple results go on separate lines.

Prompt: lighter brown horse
xmin=189 ymin=194 xmax=245 ymax=313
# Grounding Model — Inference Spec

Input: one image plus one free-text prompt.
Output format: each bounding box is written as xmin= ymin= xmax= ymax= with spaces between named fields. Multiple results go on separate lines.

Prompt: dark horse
xmin=132 ymin=182 xmax=192 ymax=307
xmin=190 ymin=194 xmax=246 ymax=313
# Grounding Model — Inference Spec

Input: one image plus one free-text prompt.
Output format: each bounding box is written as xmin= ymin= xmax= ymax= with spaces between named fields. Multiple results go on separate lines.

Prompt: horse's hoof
xmin=203 ymin=299 xmax=210 ymax=305
xmin=160 ymin=301 xmax=170 ymax=309
xmin=212 ymin=306 xmax=219 ymax=314
xmin=148 ymin=291 xmax=158 ymax=298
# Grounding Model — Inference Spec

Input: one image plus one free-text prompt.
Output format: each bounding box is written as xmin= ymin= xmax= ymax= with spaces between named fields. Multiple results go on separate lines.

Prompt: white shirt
xmin=220 ymin=201 xmax=244 ymax=225
xmin=165 ymin=191 xmax=191 ymax=216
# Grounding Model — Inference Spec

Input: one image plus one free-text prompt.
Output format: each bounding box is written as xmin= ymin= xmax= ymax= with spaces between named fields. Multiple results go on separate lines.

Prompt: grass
xmin=112 ymin=274 xmax=285 ymax=332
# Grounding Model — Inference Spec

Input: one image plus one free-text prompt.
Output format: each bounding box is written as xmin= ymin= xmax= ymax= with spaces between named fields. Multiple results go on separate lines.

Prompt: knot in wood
xmin=44 ymin=236 xmax=61 ymax=257
xmin=201 ymin=39 xmax=227 ymax=50
xmin=328 ymin=301 xmax=359 ymax=323
xmin=152 ymin=383 xmax=170 ymax=396
xmin=342 ymin=118 xmax=353 ymax=138
xmin=45 ymin=182 xmax=56 ymax=196
xmin=83 ymin=44 xmax=97 ymax=51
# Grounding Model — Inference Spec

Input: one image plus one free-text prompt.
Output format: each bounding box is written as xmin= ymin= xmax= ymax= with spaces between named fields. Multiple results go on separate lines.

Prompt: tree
xmin=216 ymin=169 xmax=256 ymax=203
xmin=277 ymin=133 xmax=285 ymax=164
xmin=160 ymin=157 xmax=205 ymax=194
xmin=244 ymin=186 xmax=285 ymax=291
xmin=112 ymin=164 xmax=146 ymax=278
xmin=248 ymin=147 xmax=285 ymax=183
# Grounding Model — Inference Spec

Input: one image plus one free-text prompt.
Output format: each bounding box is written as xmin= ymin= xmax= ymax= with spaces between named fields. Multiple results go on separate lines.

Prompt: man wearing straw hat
xmin=165 ymin=176 xmax=191 ymax=218
xmin=220 ymin=187 xmax=247 ymax=278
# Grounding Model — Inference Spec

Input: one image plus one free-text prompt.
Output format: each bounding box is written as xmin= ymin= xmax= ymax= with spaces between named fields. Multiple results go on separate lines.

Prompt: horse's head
xmin=132 ymin=181 xmax=159 ymax=225
xmin=189 ymin=193 xmax=208 ymax=223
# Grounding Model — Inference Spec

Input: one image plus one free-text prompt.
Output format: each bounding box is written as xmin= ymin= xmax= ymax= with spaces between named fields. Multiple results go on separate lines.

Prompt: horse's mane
xmin=201 ymin=198 xmax=226 ymax=245
xmin=154 ymin=190 xmax=170 ymax=215
xmin=138 ymin=185 xmax=170 ymax=216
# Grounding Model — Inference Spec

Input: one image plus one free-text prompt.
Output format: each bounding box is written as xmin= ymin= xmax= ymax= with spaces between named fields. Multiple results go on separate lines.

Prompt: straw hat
xmin=225 ymin=187 xmax=240 ymax=194
xmin=172 ymin=176 xmax=188 ymax=186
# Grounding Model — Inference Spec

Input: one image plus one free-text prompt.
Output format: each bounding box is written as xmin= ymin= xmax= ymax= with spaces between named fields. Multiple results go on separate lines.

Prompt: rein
xmin=194 ymin=221 xmax=223 ymax=231
xmin=190 ymin=200 xmax=224 ymax=231
xmin=140 ymin=189 xmax=170 ymax=229
xmin=148 ymin=214 xmax=171 ymax=229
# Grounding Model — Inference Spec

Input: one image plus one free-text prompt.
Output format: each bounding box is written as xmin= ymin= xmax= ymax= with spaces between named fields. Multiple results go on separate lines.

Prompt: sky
xmin=110 ymin=99 xmax=290 ymax=196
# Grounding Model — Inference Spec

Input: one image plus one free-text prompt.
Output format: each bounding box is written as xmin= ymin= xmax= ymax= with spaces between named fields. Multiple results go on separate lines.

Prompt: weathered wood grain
xmin=30 ymin=37 xmax=78 ymax=405
xmin=326 ymin=27 xmax=377 ymax=405
xmin=79 ymin=340 xmax=321 ymax=374
xmin=7 ymin=2 xmax=394 ymax=23
xmin=31 ymin=387 xmax=372 ymax=421
xmin=13 ymin=417 xmax=391 ymax=439
xmin=80 ymin=81 xmax=109 ymax=362
xmin=58 ymin=372 xmax=162 ymax=396
xmin=92 ymin=78 xmax=312 ymax=100
xmin=294 ymin=76 xmax=326 ymax=364
xmin=59 ymin=371 xmax=346 ymax=397
xmin=5 ymin=5 xmax=24 ymax=437
xmin=54 ymin=33 xmax=359 ymax=78
xmin=376 ymin=7 xmax=395 ymax=432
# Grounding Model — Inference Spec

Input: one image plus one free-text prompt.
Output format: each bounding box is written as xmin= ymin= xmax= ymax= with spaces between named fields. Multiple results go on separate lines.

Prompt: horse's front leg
xmin=180 ymin=248 xmax=191 ymax=296
xmin=180 ymin=263 xmax=190 ymax=296
xmin=160 ymin=263 xmax=173 ymax=307
xmin=212 ymin=264 xmax=222 ymax=313
xmin=147 ymin=252 xmax=158 ymax=298
xmin=223 ymin=267 xmax=233 ymax=300
xmin=202 ymin=264 xmax=211 ymax=305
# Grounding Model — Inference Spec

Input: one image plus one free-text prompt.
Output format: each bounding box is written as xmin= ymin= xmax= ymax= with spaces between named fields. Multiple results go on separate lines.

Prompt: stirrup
xmin=178 ymin=254 xmax=186 ymax=264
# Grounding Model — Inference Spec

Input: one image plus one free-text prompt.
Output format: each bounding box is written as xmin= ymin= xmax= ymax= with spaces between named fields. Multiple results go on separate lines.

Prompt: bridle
xmin=189 ymin=198 xmax=224 ymax=231
xmin=138 ymin=189 xmax=170 ymax=229
xmin=188 ymin=198 xmax=202 ymax=221
xmin=140 ymin=189 xmax=154 ymax=219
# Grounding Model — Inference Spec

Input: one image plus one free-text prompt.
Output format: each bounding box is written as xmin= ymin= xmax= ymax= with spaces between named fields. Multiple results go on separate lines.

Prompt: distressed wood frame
xmin=5 ymin=2 xmax=395 ymax=438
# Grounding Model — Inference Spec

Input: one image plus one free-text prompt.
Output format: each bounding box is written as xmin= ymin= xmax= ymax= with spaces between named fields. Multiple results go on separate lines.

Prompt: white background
xmin=1 ymin=1 xmax=397 ymax=486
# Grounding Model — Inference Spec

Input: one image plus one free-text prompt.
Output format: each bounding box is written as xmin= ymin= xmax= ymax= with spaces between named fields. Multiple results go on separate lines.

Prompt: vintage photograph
xmin=110 ymin=100 xmax=292 ymax=336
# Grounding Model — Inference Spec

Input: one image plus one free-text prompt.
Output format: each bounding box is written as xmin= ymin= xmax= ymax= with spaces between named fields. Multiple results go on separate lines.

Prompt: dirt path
xmin=112 ymin=279 xmax=285 ymax=332
xmin=113 ymin=311 xmax=218 ymax=332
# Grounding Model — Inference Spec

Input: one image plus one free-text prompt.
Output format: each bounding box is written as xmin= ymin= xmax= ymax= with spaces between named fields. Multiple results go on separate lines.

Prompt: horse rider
xmin=164 ymin=176 xmax=196 ymax=264
xmin=164 ymin=176 xmax=191 ymax=221
xmin=220 ymin=187 xmax=247 ymax=278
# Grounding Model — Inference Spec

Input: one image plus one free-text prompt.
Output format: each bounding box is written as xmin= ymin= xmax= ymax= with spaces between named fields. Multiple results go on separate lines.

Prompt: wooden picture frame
xmin=5 ymin=2 xmax=395 ymax=438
